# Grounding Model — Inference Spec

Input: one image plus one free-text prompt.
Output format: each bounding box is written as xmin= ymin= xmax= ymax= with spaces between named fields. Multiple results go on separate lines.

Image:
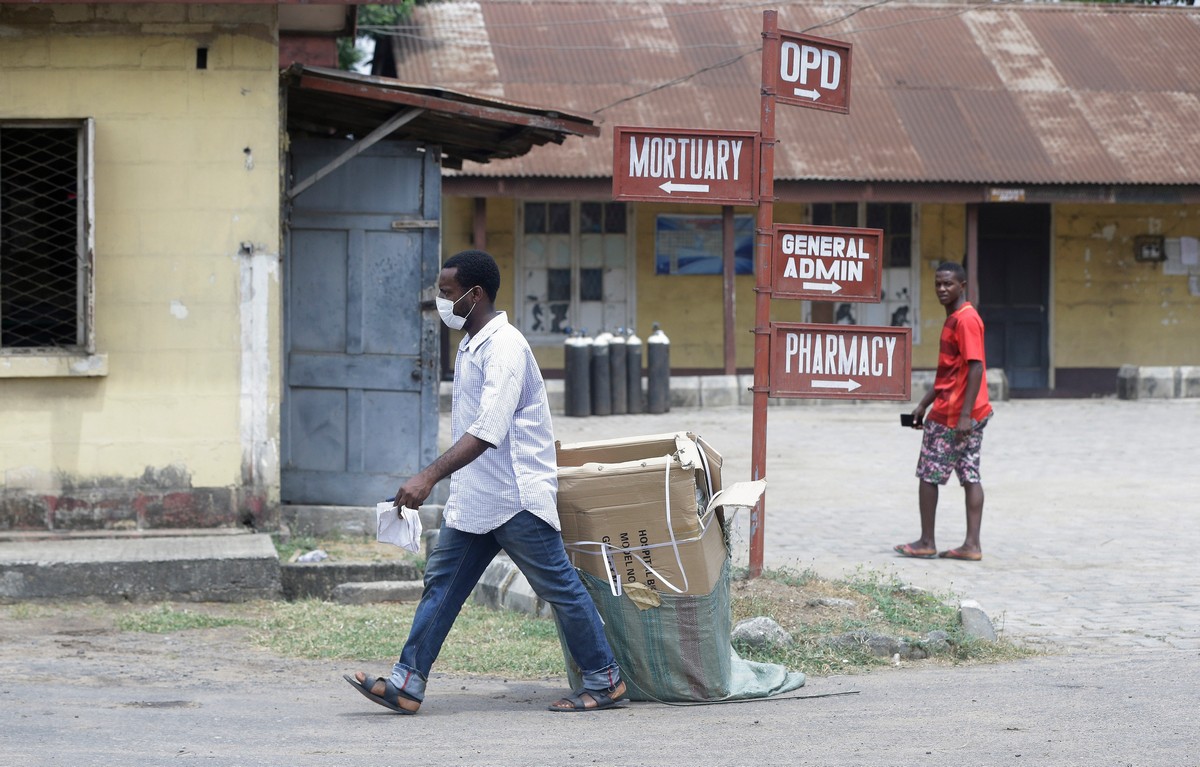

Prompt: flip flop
xmin=548 ymin=682 xmax=627 ymax=712
xmin=343 ymin=673 xmax=419 ymax=714
xmin=893 ymin=543 xmax=936 ymax=559
xmin=938 ymin=548 xmax=983 ymax=561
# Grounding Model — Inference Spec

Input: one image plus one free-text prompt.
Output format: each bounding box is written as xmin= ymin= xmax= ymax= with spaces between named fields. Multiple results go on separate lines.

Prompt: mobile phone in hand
xmin=900 ymin=413 xmax=917 ymax=428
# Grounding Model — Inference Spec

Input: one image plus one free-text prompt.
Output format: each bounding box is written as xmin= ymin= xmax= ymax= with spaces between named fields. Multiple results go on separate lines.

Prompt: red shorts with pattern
xmin=915 ymin=416 xmax=989 ymax=486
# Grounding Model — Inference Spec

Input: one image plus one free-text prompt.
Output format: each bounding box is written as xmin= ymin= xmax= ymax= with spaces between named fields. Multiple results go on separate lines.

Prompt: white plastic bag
xmin=376 ymin=500 xmax=423 ymax=553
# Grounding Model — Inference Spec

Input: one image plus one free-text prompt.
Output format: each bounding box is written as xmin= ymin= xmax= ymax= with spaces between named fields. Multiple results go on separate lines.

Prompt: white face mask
xmin=435 ymin=287 xmax=478 ymax=330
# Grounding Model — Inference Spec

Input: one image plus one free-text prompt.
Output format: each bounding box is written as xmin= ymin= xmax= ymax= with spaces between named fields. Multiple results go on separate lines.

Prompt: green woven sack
xmin=559 ymin=560 xmax=806 ymax=702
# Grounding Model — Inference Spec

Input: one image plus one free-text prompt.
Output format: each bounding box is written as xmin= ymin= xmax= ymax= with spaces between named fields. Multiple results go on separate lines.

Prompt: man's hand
xmin=909 ymin=405 xmax=926 ymax=429
xmin=395 ymin=471 xmax=435 ymax=511
xmin=954 ymin=416 xmax=976 ymax=437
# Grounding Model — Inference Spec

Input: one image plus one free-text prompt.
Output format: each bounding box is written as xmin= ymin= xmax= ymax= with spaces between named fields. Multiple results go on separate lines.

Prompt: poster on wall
xmin=828 ymin=267 xmax=917 ymax=342
xmin=655 ymin=214 xmax=755 ymax=275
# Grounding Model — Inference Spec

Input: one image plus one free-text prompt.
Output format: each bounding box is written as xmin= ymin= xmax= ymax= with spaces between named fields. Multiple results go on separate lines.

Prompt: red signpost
xmin=612 ymin=127 xmax=759 ymax=206
xmin=749 ymin=15 xmax=860 ymax=578
xmin=610 ymin=12 xmax=888 ymax=579
xmin=769 ymin=323 xmax=912 ymax=400
xmin=772 ymin=223 xmax=882 ymax=302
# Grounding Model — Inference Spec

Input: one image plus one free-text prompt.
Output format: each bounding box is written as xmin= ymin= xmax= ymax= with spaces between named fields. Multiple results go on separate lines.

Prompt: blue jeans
xmin=388 ymin=510 xmax=620 ymax=702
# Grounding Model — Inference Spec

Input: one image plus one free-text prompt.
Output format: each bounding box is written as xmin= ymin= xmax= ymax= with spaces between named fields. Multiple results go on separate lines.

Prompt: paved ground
xmin=550 ymin=397 xmax=1200 ymax=653
xmin=2 ymin=397 xmax=1198 ymax=765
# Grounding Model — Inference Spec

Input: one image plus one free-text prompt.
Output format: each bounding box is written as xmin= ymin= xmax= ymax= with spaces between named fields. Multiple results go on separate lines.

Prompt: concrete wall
xmin=0 ymin=4 xmax=282 ymax=530
xmin=1055 ymin=203 xmax=1200 ymax=367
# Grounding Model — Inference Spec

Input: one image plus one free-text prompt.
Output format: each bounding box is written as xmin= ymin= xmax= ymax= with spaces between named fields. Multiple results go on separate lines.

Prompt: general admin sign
xmin=772 ymin=223 xmax=882 ymax=302
xmin=612 ymin=126 xmax=759 ymax=205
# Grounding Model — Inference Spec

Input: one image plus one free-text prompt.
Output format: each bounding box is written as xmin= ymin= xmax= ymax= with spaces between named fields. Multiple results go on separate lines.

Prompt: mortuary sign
xmin=612 ymin=126 xmax=759 ymax=205
xmin=772 ymin=223 xmax=883 ymax=302
xmin=769 ymin=323 xmax=911 ymax=400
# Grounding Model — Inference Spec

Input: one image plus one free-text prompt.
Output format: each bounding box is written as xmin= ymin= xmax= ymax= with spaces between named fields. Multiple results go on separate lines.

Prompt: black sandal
xmin=548 ymin=681 xmax=627 ymax=712
xmin=343 ymin=673 xmax=419 ymax=714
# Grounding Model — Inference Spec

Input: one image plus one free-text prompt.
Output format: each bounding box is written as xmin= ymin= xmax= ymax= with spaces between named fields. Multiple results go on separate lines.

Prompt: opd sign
xmin=612 ymin=126 xmax=759 ymax=205
xmin=776 ymin=30 xmax=852 ymax=113
xmin=772 ymin=224 xmax=882 ymax=302
xmin=769 ymin=323 xmax=911 ymax=400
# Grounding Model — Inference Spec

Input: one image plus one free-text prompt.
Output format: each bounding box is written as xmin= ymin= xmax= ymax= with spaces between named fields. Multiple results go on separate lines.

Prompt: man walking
xmin=345 ymin=250 xmax=625 ymax=713
xmin=894 ymin=261 xmax=993 ymax=562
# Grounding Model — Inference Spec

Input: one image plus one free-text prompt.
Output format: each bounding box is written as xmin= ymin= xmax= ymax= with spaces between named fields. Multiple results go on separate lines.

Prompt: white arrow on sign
xmin=659 ymin=180 xmax=710 ymax=194
xmin=811 ymin=378 xmax=862 ymax=392
xmin=793 ymin=88 xmax=821 ymax=101
xmin=801 ymin=281 xmax=842 ymax=294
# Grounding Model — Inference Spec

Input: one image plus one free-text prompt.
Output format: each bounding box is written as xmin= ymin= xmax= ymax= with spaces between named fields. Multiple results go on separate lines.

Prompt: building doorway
xmin=976 ymin=203 xmax=1051 ymax=392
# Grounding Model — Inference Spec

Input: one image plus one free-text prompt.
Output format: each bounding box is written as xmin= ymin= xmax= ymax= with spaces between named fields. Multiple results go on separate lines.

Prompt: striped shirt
xmin=441 ymin=311 xmax=559 ymax=534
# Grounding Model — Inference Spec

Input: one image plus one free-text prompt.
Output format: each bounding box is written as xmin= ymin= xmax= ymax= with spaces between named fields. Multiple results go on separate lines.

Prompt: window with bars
xmin=810 ymin=202 xmax=918 ymax=336
xmin=517 ymin=201 xmax=632 ymax=341
xmin=0 ymin=121 xmax=94 ymax=353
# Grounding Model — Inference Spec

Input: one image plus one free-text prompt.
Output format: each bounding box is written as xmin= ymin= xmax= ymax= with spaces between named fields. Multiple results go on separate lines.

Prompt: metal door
xmin=977 ymin=204 xmax=1051 ymax=391
xmin=282 ymin=140 xmax=441 ymax=505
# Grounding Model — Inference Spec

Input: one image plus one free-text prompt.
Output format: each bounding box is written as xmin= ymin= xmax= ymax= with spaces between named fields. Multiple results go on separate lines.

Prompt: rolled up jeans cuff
xmin=389 ymin=662 xmax=427 ymax=703
xmin=579 ymin=662 xmax=621 ymax=692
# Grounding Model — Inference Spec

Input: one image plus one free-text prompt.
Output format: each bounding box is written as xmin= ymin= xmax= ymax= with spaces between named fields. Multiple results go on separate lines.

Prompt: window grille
xmin=517 ymin=201 xmax=632 ymax=340
xmin=0 ymin=121 xmax=93 ymax=352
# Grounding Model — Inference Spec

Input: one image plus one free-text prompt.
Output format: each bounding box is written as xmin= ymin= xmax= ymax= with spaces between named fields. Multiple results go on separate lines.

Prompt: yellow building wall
xmin=913 ymin=203 xmax=965 ymax=369
xmin=441 ymin=197 xmax=1200 ymax=383
xmin=0 ymin=5 xmax=281 ymax=513
xmin=1054 ymin=203 xmax=1200 ymax=367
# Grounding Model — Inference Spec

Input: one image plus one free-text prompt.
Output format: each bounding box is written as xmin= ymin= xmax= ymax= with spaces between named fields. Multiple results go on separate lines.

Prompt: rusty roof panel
xmin=390 ymin=0 xmax=1200 ymax=185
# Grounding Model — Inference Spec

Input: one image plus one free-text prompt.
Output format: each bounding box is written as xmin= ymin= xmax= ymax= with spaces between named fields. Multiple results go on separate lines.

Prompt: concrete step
xmin=281 ymin=560 xmax=422 ymax=601
xmin=0 ymin=529 xmax=428 ymax=604
xmin=0 ymin=531 xmax=281 ymax=603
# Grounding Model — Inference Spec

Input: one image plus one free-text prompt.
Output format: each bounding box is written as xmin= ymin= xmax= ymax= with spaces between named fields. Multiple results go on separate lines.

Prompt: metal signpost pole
xmin=749 ymin=10 xmax=780 ymax=579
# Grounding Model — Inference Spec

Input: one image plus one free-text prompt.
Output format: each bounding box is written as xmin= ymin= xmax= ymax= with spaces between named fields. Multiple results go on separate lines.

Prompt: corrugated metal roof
xmin=383 ymin=0 xmax=1200 ymax=185
xmin=283 ymin=65 xmax=599 ymax=168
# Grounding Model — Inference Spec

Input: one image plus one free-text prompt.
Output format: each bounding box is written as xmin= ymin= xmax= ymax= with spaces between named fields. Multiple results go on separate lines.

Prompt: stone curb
xmin=470 ymin=555 xmax=552 ymax=619
xmin=281 ymin=561 xmax=422 ymax=601
xmin=331 ymin=579 xmax=424 ymax=605
xmin=1117 ymin=364 xmax=1200 ymax=399
xmin=0 ymin=534 xmax=281 ymax=603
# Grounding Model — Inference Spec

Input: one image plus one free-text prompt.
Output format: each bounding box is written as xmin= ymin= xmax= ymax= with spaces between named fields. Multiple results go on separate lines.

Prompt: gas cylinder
xmin=564 ymin=331 xmax=593 ymax=417
xmin=609 ymin=329 xmax=628 ymax=415
xmin=647 ymin=323 xmax=670 ymax=414
xmin=625 ymin=330 xmax=643 ymax=414
xmin=590 ymin=331 xmax=613 ymax=416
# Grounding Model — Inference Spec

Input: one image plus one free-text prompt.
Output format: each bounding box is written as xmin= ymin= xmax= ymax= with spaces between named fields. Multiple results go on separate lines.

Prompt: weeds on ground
xmin=105 ymin=565 xmax=1031 ymax=679
xmin=272 ymin=532 xmax=422 ymax=568
xmin=116 ymin=604 xmax=254 ymax=633
xmin=730 ymin=565 xmax=1033 ymax=674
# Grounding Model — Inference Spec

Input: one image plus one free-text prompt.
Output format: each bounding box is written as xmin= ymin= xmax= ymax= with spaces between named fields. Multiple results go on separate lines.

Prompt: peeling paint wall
xmin=1054 ymin=203 xmax=1200 ymax=367
xmin=0 ymin=4 xmax=281 ymax=530
xmin=914 ymin=204 xmax=967 ymax=370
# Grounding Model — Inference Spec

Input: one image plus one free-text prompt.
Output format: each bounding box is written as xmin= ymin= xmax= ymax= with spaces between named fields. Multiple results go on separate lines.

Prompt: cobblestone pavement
xmin=548 ymin=398 xmax=1200 ymax=653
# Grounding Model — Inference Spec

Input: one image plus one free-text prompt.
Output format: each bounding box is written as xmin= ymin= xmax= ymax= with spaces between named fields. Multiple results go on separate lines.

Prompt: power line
xmin=595 ymin=0 xmax=895 ymax=114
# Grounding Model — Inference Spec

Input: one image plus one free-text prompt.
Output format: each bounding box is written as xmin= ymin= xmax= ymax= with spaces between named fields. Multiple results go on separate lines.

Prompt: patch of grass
xmin=116 ymin=604 xmax=254 ymax=633
xmin=272 ymin=534 xmax=321 ymax=563
xmin=730 ymin=566 xmax=1034 ymax=675
xmin=3 ymin=602 xmax=54 ymax=620
xmin=252 ymin=600 xmax=564 ymax=677
xmin=271 ymin=533 xmax=420 ymax=565
xmin=109 ymin=566 xmax=1033 ymax=680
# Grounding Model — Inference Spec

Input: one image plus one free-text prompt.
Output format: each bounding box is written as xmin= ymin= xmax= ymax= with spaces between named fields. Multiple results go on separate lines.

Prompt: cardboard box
xmin=556 ymin=433 xmax=728 ymax=596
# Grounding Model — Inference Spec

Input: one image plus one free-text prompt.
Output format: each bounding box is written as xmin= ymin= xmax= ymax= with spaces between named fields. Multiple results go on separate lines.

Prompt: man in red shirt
xmin=894 ymin=262 xmax=993 ymax=561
